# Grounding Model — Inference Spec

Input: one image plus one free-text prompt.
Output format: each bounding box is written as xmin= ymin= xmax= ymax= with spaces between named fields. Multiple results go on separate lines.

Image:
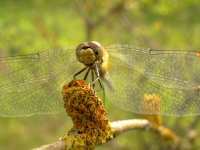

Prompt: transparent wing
xmin=106 ymin=45 xmax=200 ymax=116
xmin=0 ymin=48 xmax=79 ymax=117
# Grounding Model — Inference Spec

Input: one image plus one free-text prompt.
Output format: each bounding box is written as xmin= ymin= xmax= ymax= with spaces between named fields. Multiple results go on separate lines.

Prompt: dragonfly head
xmin=76 ymin=41 xmax=104 ymax=66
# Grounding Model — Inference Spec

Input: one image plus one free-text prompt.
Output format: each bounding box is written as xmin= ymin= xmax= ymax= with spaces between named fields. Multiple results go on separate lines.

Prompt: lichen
xmin=62 ymin=80 xmax=113 ymax=149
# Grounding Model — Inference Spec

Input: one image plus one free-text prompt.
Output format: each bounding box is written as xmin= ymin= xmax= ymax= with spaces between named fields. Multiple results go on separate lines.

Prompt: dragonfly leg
xmin=91 ymin=69 xmax=95 ymax=89
xmin=92 ymin=63 xmax=106 ymax=103
xmin=95 ymin=73 xmax=106 ymax=104
xmin=73 ymin=67 xmax=88 ymax=79
xmin=83 ymin=68 xmax=91 ymax=80
xmin=91 ymin=63 xmax=101 ymax=85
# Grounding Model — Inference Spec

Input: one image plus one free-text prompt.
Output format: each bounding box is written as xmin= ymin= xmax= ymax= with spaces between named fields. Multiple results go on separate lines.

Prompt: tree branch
xmin=33 ymin=141 xmax=65 ymax=150
xmin=33 ymin=119 xmax=150 ymax=150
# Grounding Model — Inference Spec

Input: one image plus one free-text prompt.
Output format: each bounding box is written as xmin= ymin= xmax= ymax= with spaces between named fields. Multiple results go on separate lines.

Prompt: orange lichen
xmin=62 ymin=80 xmax=112 ymax=149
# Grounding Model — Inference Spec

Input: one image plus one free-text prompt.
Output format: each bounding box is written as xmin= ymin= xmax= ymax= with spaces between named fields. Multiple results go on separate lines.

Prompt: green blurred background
xmin=0 ymin=0 xmax=200 ymax=149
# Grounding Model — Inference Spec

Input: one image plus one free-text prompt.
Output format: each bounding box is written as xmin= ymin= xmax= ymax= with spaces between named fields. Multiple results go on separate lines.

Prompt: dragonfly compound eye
xmin=76 ymin=42 xmax=97 ymax=65
xmin=88 ymin=41 xmax=104 ymax=59
xmin=76 ymin=41 xmax=104 ymax=66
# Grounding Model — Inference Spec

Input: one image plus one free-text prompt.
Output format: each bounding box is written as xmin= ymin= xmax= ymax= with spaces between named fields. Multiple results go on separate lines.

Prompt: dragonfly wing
xmin=0 ymin=48 xmax=78 ymax=117
xmin=108 ymin=45 xmax=200 ymax=89
xmin=145 ymin=50 xmax=200 ymax=89
xmin=106 ymin=47 xmax=200 ymax=116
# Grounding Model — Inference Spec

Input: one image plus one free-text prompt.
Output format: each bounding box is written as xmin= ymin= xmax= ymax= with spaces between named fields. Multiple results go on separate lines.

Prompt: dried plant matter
xmin=62 ymin=80 xmax=113 ymax=149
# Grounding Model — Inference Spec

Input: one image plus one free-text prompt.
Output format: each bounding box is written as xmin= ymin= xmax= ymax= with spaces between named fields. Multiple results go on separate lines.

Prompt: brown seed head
xmin=62 ymin=80 xmax=113 ymax=147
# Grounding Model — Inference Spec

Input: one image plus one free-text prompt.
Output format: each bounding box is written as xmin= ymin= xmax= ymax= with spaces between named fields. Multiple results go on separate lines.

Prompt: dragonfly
xmin=0 ymin=41 xmax=200 ymax=117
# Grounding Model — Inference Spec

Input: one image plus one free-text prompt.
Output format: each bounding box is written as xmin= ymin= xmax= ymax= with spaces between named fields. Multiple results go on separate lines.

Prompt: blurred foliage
xmin=0 ymin=0 xmax=200 ymax=150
